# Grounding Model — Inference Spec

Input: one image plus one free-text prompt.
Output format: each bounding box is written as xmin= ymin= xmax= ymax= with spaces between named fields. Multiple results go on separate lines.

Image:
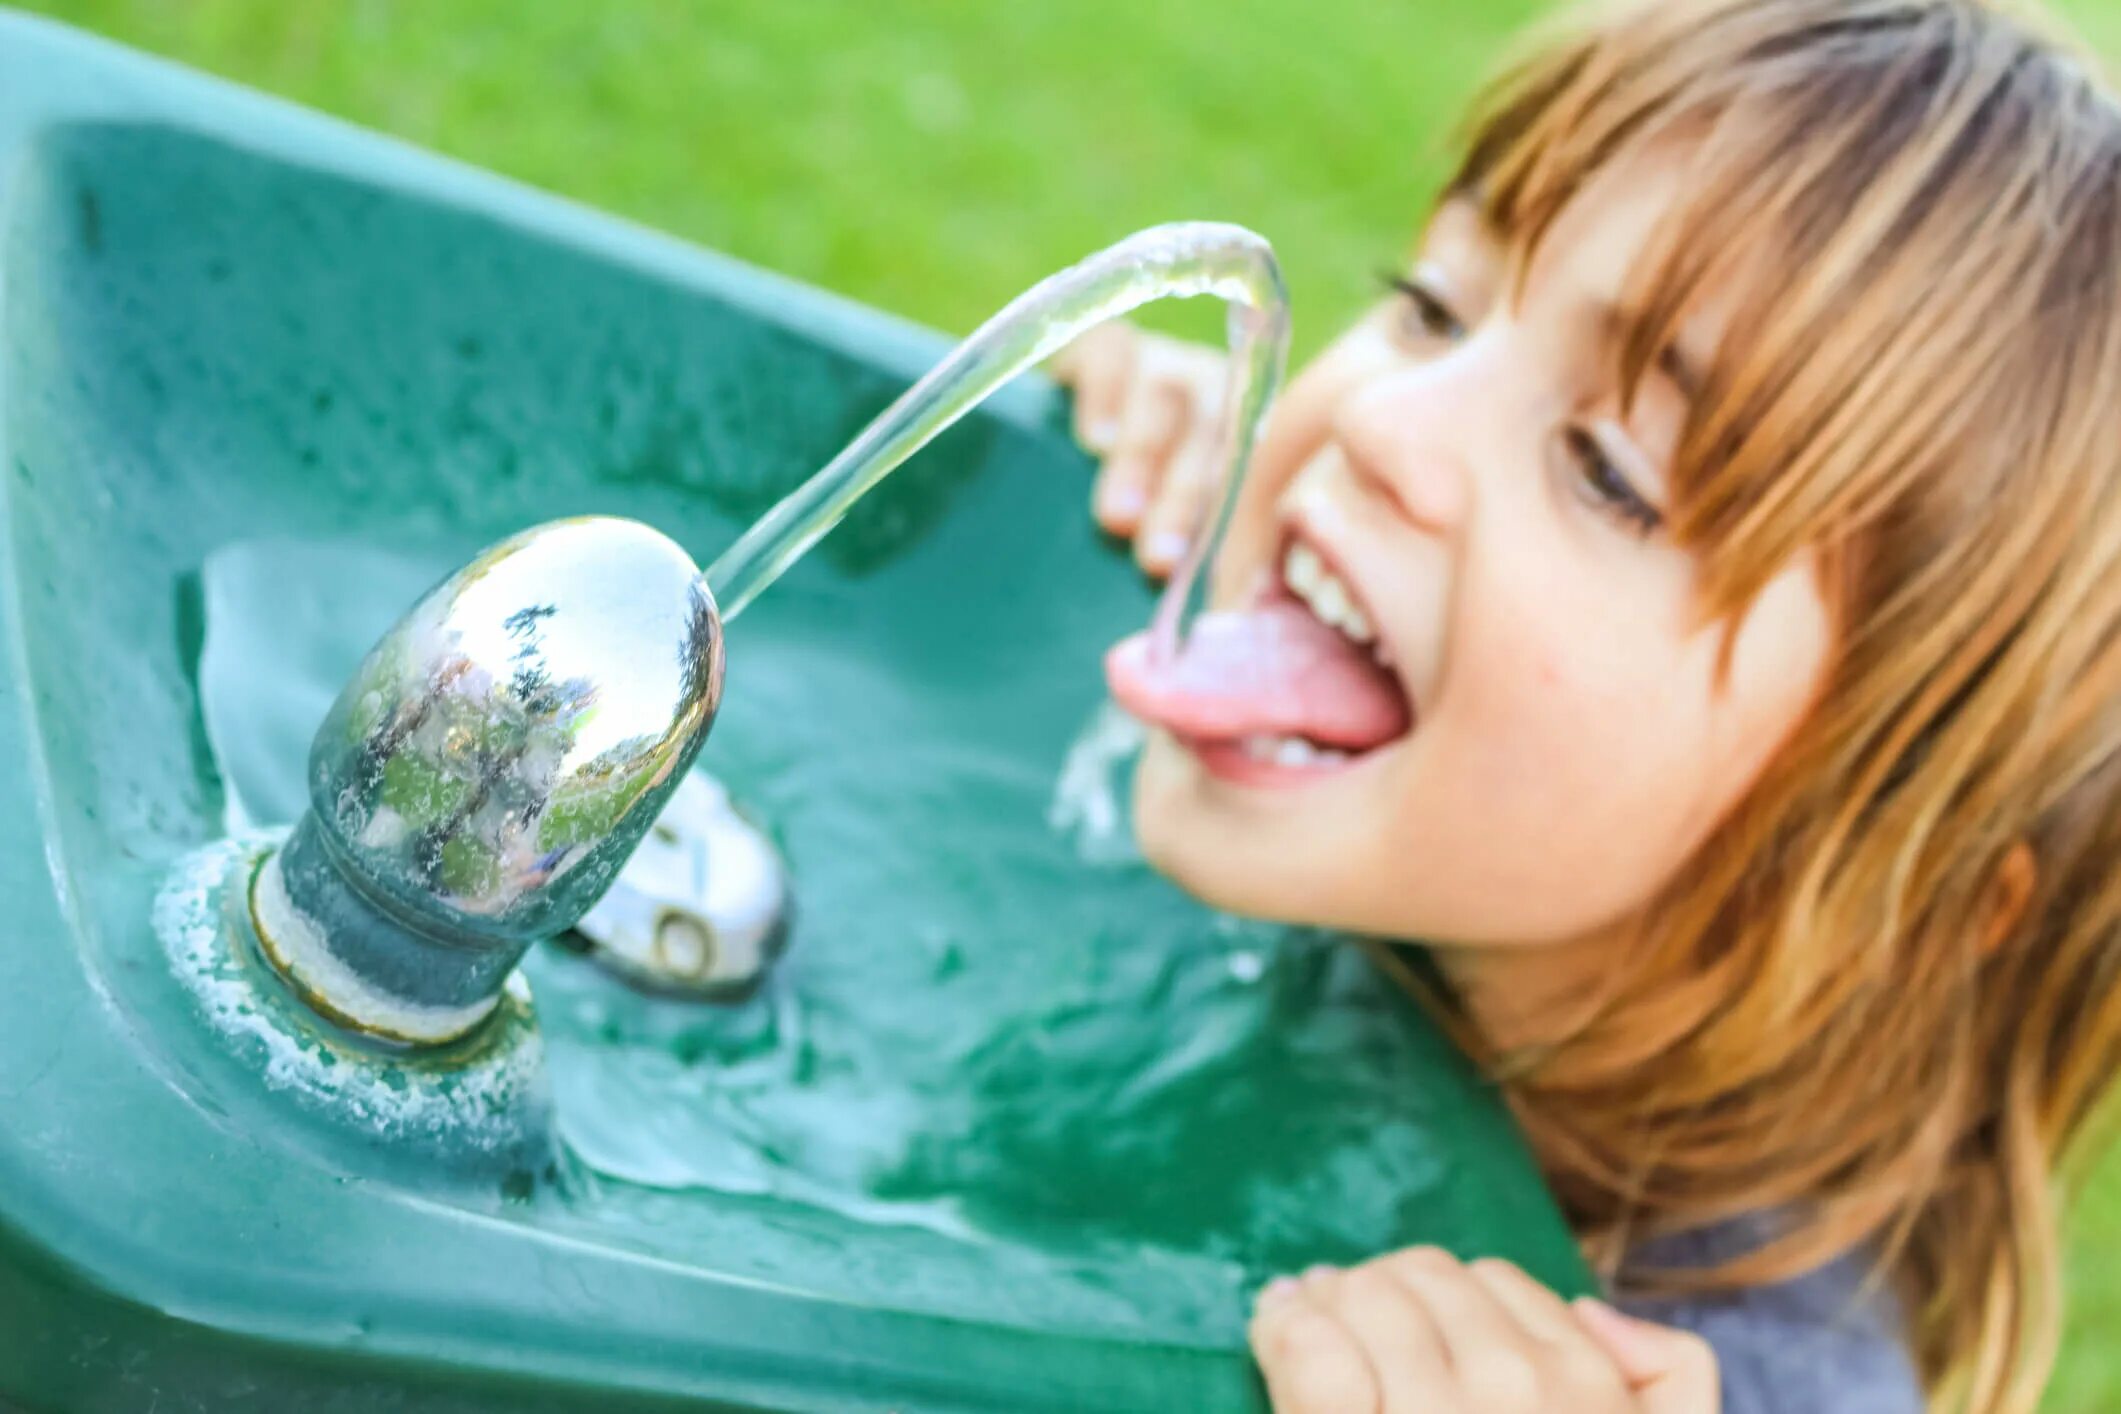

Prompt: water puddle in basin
xmin=195 ymin=534 xmax=1477 ymax=1345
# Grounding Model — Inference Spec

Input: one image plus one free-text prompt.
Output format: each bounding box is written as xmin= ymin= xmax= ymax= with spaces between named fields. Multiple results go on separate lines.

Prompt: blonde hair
xmin=1433 ymin=2 xmax=2121 ymax=1409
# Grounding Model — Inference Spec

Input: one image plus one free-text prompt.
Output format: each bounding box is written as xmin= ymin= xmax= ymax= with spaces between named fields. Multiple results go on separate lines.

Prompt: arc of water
xmin=702 ymin=222 xmax=1290 ymax=664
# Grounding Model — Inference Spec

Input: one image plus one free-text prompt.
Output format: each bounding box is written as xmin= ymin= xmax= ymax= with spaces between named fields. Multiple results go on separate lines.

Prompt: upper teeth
xmin=1284 ymin=542 xmax=1382 ymax=655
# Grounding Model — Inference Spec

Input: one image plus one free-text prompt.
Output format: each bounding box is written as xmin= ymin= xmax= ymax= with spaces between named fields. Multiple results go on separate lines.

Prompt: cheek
xmin=1410 ymin=560 xmax=1830 ymax=941
xmin=1470 ymin=621 xmax=1717 ymax=839
xmin=1404 ymin=586 xmax=1731 ymax=938
xmin=1696 ymin=561 xmax=1835 ymax=814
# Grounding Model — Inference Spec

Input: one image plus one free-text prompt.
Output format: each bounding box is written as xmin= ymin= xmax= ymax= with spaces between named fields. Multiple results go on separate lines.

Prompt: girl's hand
xmin=1048 ymin=321 xmax=1232 ymax=579
xmin=1249 ymin=1247 xmax=1720 ymax=1414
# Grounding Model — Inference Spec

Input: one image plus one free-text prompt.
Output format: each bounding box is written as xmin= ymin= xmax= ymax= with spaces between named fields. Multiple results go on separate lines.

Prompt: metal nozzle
xmin=251 ymin=517 xmax=723 ymax=1044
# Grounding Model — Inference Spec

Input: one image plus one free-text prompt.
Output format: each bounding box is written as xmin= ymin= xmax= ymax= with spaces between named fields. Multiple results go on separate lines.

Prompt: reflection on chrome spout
xmin=252 ymin=517 xmax=721 ymax=1043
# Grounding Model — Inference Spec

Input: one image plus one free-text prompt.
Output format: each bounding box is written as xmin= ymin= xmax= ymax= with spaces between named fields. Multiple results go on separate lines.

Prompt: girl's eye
xmin=1564 ymin=427 xmax=1664 ymax=536
xmin=1380 ymin=271 xmax=1465 ymax=344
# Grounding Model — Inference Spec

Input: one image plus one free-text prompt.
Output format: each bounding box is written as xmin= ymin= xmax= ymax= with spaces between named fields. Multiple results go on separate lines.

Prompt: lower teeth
xmin=1274 ymin=738 xmax=1316 ymax=767
xmin=1238 ymin=735 xmax=1349 ymax=767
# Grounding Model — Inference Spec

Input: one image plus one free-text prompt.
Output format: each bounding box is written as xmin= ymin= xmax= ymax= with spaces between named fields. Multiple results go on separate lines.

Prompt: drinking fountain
xmin=0 ymin=13 xmax=1591 ymax=1412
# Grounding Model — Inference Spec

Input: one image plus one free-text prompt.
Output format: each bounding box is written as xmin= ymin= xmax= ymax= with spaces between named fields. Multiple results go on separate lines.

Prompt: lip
xmin=1182 ymin=732 xmax=1392 ymax=789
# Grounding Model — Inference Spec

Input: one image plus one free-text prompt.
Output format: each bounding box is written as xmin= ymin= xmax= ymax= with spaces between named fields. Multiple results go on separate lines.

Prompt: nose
xmin=1329 ymin=333 xmax=1520 ymax=535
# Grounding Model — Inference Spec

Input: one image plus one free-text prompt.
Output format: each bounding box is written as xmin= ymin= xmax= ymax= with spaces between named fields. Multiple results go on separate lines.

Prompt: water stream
xmin=704 ymin=221 xmax=1288 ymax=659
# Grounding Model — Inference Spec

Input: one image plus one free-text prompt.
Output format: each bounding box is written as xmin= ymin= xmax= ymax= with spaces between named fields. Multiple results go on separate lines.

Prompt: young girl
xmin=1052 ymin=1 xmax=2121 ymax=1410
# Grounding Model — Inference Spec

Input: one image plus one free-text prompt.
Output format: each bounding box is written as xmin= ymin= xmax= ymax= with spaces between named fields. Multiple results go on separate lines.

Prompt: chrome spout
xmin=252 ymin=517 xmax=722 ymax=1043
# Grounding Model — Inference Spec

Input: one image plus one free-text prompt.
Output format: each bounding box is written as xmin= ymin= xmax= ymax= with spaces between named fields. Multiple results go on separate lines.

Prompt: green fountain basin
xmin=0 ymin=13 xmax=1588 ymax=1412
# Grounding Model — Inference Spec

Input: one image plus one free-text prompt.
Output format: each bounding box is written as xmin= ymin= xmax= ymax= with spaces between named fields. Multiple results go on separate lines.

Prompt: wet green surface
xmin=202 ymin=533 xmax=1581 ymax=1348
xmin=0 ymin=17 xmax=1584 ymax=1410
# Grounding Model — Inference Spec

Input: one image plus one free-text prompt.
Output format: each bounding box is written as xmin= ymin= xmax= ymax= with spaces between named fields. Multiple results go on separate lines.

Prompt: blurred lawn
xmin=16 ymin=0 xmax=2121 ymax=1406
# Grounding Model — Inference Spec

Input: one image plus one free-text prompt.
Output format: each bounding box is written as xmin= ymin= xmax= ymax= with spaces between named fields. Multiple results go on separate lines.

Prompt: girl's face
xmin=1115 ymin=150 xmax=1836 ymax=946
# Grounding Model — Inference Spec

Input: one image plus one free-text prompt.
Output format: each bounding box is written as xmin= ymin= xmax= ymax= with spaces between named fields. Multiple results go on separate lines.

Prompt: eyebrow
xmin=1657 ymin=340 xmax=1706 ymax=404
xmin=1595 ymin=301 xmax=1707 ymax=406
xmin=1424 ymin=197 xmax=1713 ymax=405
xmin=1415 ymin=193 xmax=1495 ymax=269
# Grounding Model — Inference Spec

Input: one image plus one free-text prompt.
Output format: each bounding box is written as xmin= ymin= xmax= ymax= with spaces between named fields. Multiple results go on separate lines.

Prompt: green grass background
xmin=15 ymin=0 xmax=2121 ymax=1405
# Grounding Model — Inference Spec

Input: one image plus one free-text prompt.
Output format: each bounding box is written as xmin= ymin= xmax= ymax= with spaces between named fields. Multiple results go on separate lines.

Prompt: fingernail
xmin=1083 ymin=419 xmax=1120 ymax=453
xmin=1144 ymin=532 xmax=1190 ymax=568
xmin=1256 ymin=1276 xmax=1301 ymax=1308
xmin=1301 ymin=1263 xmax=1340 ymax=1284
xmin=1099 ymin=483 xmax=1147 ymax=518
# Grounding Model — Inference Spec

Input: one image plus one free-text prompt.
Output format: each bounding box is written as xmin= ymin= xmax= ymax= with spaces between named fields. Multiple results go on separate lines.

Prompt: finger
xmin=1467 ymin=1258 xmax=1581 ymax=1345
xmin=1473 ymin=1261 xmax=1633 ymax=1403
xmin=1573 ymin=1299 xmax=1722 ymax=1414
xmin=1134 ymin=416 xmax=1223 ymax=577
xmin=1379 ymin=1248 xmax=1545 ymax=1410
xmin=1051 ymin=323 xmax=1135 ymax=455
xmin=1311 ymin=1264 xmax=1455 ymax=1414
xmin=1092 ymin=379 xmax=1187 ymax=538
xmin=1250 ymin=1277 xmax=1383 ymax=1414
xmin=1045 ymin=318 xmax=1116 ymax=387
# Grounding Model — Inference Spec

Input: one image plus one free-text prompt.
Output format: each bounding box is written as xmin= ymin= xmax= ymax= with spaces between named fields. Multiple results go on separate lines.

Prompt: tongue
xmin=1105 ymin=603 xmax=1413 ymax=750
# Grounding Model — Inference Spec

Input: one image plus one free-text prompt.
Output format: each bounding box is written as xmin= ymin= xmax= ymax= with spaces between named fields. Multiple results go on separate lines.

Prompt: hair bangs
xmin=1440 ymin=1 xmax=2107 ymax=641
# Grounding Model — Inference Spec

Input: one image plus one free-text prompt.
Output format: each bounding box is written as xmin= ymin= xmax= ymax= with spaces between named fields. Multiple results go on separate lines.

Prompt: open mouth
xmin=1105 ymin=526 xmax=1417 ymax=785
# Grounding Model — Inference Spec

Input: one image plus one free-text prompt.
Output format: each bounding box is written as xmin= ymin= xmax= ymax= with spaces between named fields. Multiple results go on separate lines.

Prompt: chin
xmin=1129 ymin=733 xmax=1358 ymax=929
xmin=1128 ymin=731 xmax=1544 ymax=946
xmin=1132 ymin=735 xmax=1262 ymax=915
xmin=1131 ymin=735 xmax=1207 ymax=873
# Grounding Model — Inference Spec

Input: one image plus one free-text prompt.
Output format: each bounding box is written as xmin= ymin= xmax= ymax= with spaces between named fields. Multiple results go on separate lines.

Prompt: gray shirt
xmin=1617 ymin=1218 xmax=1926 ymax=1414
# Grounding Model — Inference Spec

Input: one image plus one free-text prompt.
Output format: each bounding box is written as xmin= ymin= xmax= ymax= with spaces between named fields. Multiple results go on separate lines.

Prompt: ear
xmin=1978 ymin=841 xmax=2038 ymax=958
